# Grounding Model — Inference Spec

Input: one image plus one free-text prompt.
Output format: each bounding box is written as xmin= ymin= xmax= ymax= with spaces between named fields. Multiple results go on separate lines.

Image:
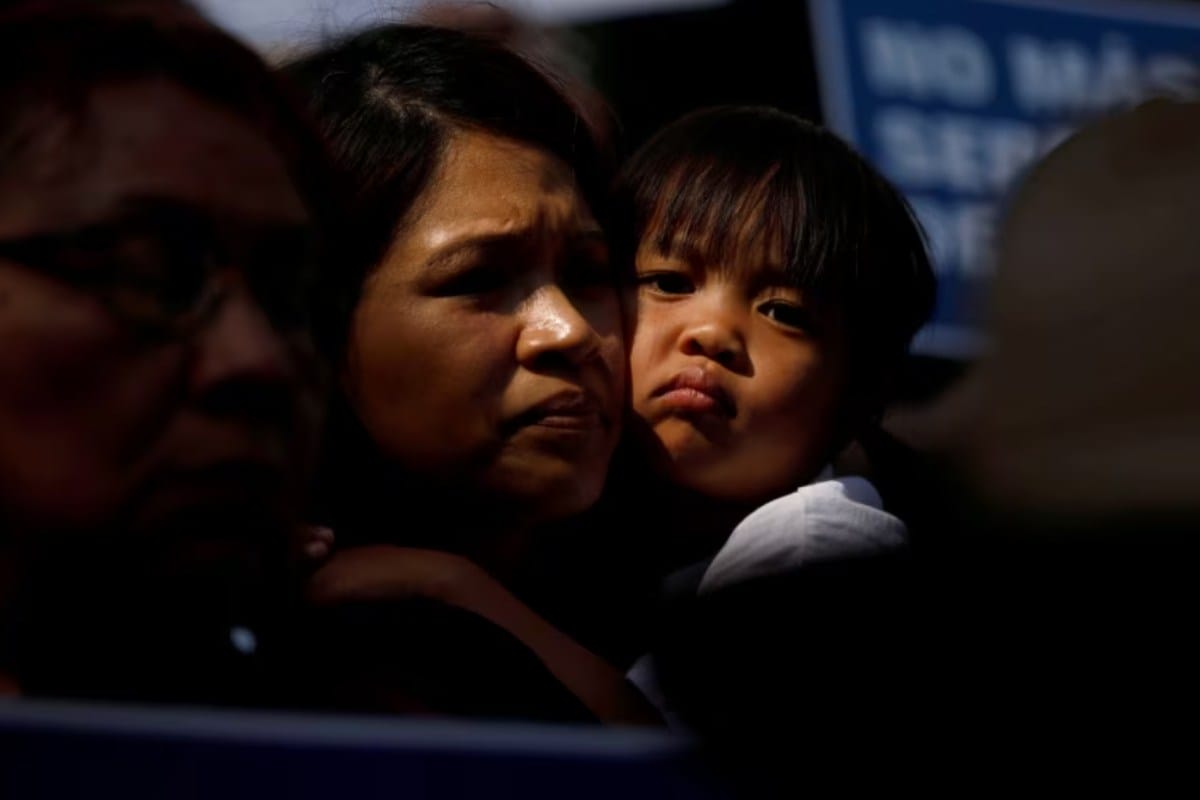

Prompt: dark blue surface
xmin=0 ymin=701 xmax=730 ymax=799
xmin=810 ymin=0 xmax=1200 ymax=358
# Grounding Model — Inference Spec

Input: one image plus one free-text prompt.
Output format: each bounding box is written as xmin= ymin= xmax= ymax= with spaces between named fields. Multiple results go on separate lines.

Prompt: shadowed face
xmin=345 ymin=129 xmax=625 ymax=527
xmin=0 ymin=78 xmax=323 ymax=560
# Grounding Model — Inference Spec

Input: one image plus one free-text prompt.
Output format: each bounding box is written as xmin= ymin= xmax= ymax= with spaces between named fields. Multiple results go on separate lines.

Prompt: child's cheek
xmin=626 ymin=327 xmax=658 ymax=414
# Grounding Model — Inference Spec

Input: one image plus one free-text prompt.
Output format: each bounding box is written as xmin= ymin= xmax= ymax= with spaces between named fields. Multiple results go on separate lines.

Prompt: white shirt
xmin=698 ymin=475 xmax=907 ymax=593
xmin=628 ymin=475 xmax=907 ymax=722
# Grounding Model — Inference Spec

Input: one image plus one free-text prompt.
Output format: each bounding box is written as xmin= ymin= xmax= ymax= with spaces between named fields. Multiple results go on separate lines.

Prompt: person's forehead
xmin=4 ymin=78 xmax=307 ymax=233
xmin=417 ymin=128 xmax=592 ymax=230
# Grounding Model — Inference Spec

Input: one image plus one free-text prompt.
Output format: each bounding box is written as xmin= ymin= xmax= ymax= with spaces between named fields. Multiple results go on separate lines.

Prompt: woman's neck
xmin=336 ymin=472 xmax=538 ymax=583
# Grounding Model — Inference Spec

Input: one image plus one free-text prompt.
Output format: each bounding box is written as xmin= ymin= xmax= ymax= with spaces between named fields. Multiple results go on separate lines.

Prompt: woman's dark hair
xmin=0 ymin=0 xmax=351 ymax=357
xmin=282 ymin=23 xmax=613 ymax=321
xmin=282 ymin=24 xmax=614 ymax=537
xmin=615 ymin=106 xmax=936 ymax=426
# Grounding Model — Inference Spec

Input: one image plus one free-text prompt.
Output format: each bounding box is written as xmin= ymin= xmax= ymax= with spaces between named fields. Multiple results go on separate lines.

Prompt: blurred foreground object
xmin=0 ymin=0 xmax=335 ymax=703
xmin=0 ymin=701 xmax=727 ymax=799
xmin=948 ymin=98 xmax=1200 ymax=520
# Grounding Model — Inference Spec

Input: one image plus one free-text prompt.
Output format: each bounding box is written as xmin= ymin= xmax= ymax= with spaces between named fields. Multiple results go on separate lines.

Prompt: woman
xmin=0 ymin=0 xmax=340 ymax=703
xmin=284 ymin=25 xmax=652 ymax=722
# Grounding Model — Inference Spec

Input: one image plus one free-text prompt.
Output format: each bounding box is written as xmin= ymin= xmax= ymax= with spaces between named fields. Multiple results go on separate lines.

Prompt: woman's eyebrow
xmin=72 ymin=194 xmax=208 ymax=231
xmin=421 ymin=231 xmax=528 ymax=273
xmin=425 ymin=222 xmax=607 ymax=268
xmin=100 ymin=196 xmax=314 ymax=243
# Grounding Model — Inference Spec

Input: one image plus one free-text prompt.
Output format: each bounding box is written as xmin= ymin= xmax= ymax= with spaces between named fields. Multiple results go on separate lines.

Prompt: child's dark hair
xmin=615 ymin=106 xmax=935 ymax=429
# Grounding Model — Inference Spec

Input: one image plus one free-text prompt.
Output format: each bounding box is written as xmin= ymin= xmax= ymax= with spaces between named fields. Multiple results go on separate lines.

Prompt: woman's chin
xmin=482 ymin=461 xmax=608 ymax=525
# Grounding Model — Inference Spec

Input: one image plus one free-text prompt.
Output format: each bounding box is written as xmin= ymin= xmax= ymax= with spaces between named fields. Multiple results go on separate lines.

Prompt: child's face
xmin=628 ymin=229 xmax=850 ymax=503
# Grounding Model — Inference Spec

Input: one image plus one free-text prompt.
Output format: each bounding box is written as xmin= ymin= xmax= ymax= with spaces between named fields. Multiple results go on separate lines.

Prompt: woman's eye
xmin=638 ymin=272 xmax=694 ymax=295
xmin=105 ymin=236 xmax=208 ymax=311
xmin=758 ymin=300 xmax=813 ymax=332
xmin=431 ymin=264 xmax=509 ymax=297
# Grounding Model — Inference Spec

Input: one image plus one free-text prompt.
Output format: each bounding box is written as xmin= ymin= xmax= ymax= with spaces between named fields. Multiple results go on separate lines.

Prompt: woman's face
xmin=346 ymin=129 xmax=625 ymax=526
xmin=0 ymin=79 xmax=323 ymax=551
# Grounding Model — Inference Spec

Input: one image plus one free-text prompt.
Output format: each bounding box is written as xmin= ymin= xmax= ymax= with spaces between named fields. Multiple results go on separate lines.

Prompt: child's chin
xmin=659 ymin=450 xmax=743 ymax=497
xmin=652 ymin=416 xmax=729 ymax=455
xmin=663 ymin=453 xmax=791 ymax=506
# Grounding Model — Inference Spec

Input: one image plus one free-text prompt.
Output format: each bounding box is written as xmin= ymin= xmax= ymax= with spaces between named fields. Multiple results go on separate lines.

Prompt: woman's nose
xmin=515 ymin=283 xmax=601 ymax=368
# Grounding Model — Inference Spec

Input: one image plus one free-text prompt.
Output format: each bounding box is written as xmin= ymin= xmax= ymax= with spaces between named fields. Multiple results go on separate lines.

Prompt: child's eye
xmin=638 ymin=272 xmax=694 ymax=295
xmin=758 ymin=300 xmax=814 ymax=332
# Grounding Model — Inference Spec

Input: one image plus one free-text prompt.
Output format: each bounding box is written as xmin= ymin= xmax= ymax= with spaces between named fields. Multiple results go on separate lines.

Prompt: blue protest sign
xmin=0 ymin=701 xmax=727 ymax=800
xmin=810 ymin=0 xmax=1200 ymax=358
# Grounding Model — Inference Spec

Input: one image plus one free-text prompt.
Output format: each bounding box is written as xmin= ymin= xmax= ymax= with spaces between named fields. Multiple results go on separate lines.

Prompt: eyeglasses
xmin=0 ymin=201 xmax=321 ymax=339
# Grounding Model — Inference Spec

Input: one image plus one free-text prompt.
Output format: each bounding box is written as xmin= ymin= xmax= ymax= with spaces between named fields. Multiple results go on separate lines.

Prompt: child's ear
xmin=829 ymin=391 xmax=888 ymax=480
xmin=866 ymin=359 xmax=903 ymax=423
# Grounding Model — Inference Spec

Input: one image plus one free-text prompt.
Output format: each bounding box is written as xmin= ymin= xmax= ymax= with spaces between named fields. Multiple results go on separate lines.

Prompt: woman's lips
xmin=652 ymin=365 xmax=735 ymax=417
xmin=511 ymin=390 xmax=607 ymax=431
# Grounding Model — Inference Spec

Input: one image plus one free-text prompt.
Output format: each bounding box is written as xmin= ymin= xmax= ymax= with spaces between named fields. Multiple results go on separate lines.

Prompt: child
xmin=614 ymin=106 xmax=935 ymax=710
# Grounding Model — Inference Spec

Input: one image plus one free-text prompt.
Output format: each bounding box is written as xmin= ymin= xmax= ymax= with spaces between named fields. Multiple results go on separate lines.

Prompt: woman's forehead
xmin=420 ymin=130 xmax=591 ymax=226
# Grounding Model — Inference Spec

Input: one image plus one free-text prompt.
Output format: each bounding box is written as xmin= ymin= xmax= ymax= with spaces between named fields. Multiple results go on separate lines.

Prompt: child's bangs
xmin=638 ymin=155 xmax=808 ymax=282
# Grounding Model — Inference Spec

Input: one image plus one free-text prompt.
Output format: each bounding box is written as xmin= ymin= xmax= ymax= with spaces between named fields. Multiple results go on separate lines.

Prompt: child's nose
xmin=680 ymin=313 xmax=749 ymax=373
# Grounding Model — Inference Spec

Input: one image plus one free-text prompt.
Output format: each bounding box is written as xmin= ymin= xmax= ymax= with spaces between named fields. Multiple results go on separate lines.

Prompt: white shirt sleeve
xmin=697 ymin=476 xmax=907 ymax=594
